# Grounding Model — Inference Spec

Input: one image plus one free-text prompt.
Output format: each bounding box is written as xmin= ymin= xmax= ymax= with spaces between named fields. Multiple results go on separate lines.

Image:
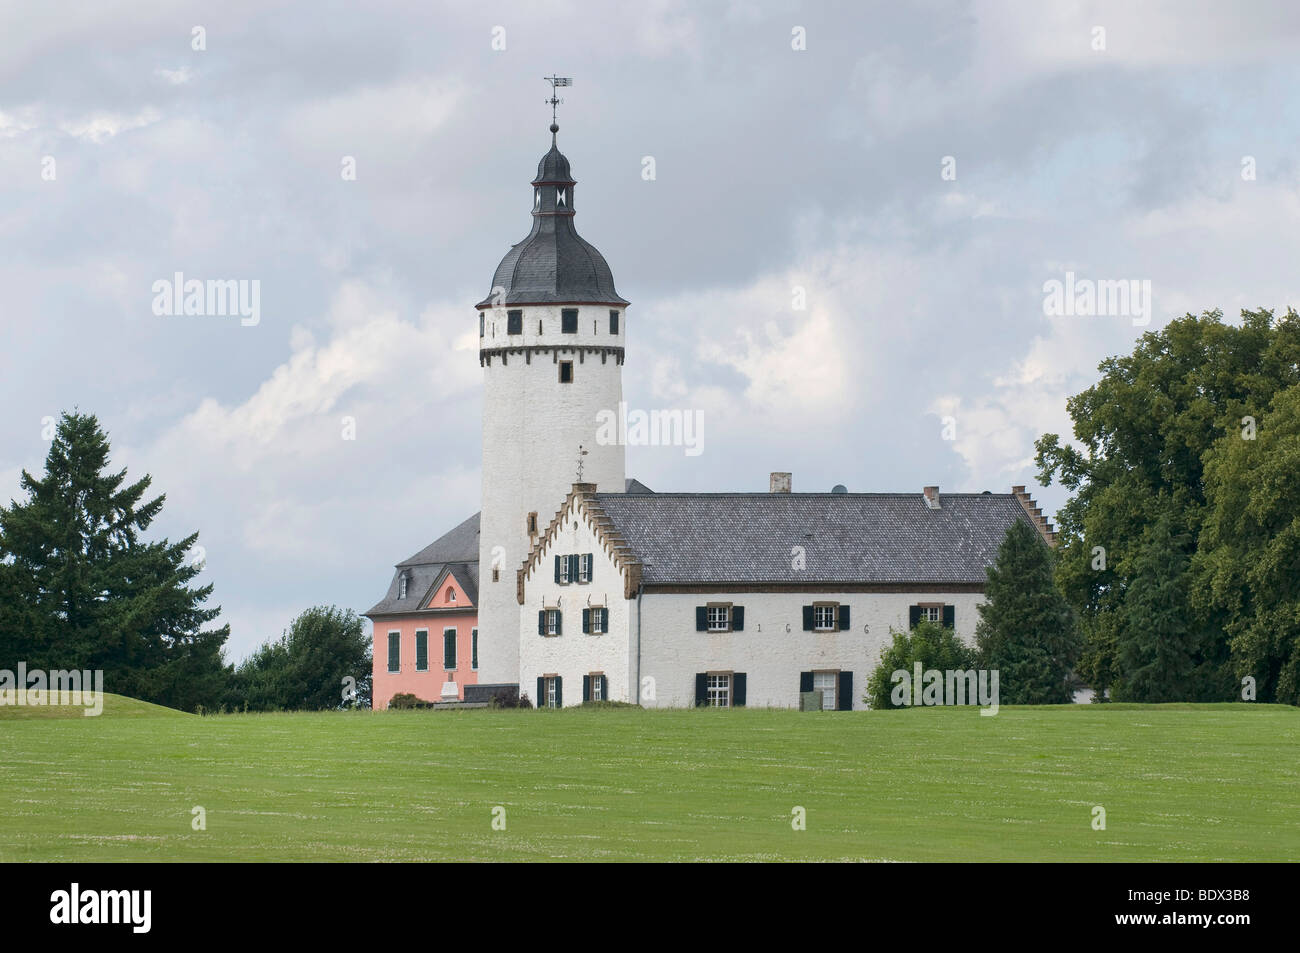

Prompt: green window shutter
xmin=472 ymin=630 xmax=478 ymax=669
xmin=732 ymin=673 xmax=747 ymax=707
xmin=799 ymin=671 xmax=813 ymax=693
xmin=582 ymin=608 xmax=591 ymax=633
xmin=909 ymin=606 xmax=921 ymax=628
xmin=732 ymin=606 xmax=744 ymax=631
xmin=555 ymin=611 xmax=562 ymax=636
xmin=388 ymin=632 xmax=400 ymax=672
xmin=583 ymin=675 xmax=591 ymax=702
xmin=415 ymin=632 xmax=428 ymax=670
xmin=554 ymin=676 xmax=562 ymax=707
xmin=600 ymin=675 xmax=608 ymax=701
xmin=554 ymin=555 xmax=561 ymax=583
xmin=837 ymin=671 xmax=853 ymax=711
xmin=695 ymin=607 xmax=707 ymax=631
xmin=802 ymin=606 xmax=814 ymax=631
xmin=538 ymin=610 xmax=545 ymax=635
xmin=444 ymin=630 xmax=456 ymax=669
xmin=943 ymin=605 xmax=955 ymax=629
xmin=537 ymin=677 xmax=544 ymax=706
xmin=569 ymin=554 xmax=580 ymax=582
xmin=585 ymin=552 xmax=594 ymax=581
xmin=601 ymin=608 xmax=609 ymax=631
xmin=694 ymin=673 xmax=707 ymax=706
xmin=838 ymin=605 xmax=851 ymax=630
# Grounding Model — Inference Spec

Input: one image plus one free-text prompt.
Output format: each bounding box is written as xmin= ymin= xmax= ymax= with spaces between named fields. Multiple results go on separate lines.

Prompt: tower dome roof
xmin=477 ymin=129 xmax=628 ymax=309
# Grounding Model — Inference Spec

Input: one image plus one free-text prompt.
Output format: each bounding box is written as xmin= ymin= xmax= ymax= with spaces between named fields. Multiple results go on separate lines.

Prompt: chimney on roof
xmin=923 ymin=485 xmax=941 ymax=510
xmin=769 ymin=472 xmax=792 ymax=493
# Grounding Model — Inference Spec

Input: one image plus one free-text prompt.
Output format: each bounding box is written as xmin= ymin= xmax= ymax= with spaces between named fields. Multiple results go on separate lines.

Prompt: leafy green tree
xmin=1035 ymin=308 xmax=1300 ymax=700
xmin=0 ymin=411 xmax=230 ymax=711
xmin=866 ymin=618 xmax=976 ymax=709
xmin=975 ymin=520 xmax=1079 ymax=704
xmin=1196 ymin=382 xmax=1300 ymax=704
xmin=1115 ymin=513 xmax=1199 ymax=702
xmin=229 ymin=605 xmax=371 ymax=711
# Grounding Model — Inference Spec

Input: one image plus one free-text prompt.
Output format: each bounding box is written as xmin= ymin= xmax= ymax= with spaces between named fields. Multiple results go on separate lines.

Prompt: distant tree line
xmin=0 ymin=412 xmax=371 ymax=712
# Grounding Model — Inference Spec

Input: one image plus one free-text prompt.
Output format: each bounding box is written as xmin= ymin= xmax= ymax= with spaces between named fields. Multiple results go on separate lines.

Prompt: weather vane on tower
xmin=576 ymin=444 xmax=588 ymax=482
xmin=544 ymin=75 xmax=571 ymax=135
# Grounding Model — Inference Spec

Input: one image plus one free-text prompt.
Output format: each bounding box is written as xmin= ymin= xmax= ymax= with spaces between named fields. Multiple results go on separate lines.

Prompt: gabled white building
xmin=515 ymin=480 xmax=1054 ymax=709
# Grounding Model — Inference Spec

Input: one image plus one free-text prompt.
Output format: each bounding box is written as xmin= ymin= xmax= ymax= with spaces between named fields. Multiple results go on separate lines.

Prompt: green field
xmin=1 ymin=695 xmax=1297 ymax=861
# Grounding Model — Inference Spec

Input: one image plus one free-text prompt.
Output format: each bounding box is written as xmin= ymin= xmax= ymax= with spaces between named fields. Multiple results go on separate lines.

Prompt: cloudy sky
xmin=3 ymin=0 xmax=1298 ymax=661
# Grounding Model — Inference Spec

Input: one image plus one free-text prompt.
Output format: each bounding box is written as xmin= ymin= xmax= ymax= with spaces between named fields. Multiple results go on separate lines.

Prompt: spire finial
xmin=544 ymin=75 xmax=571 ymax=140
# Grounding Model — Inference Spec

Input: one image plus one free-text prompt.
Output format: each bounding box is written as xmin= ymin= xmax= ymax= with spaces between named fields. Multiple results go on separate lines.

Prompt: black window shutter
xmin=695 ymin=607 xmax=707 ymax=631
xmin=537 ymin=610 xmax=545 ymax=635
xmin=943 ymin=605 xmax=955 ymax=629
xmin=694 ymin=673 xmax=707 ymax=706
xmin=802 ymin=606 xmax=814 ymax=631
xmin=568 ymin=554 xmax=578 ymax=582
xmin=732 ymin=673 xmax=747 ymax=707
xmin=585 ymin=553 xmax=594 ymax=580
xmin=556 ymin=611 xmax=562 ymax=636
xmin=536 ymin=676 xmax=544 ymax=705
xmin=601 ymin=608 xmax=609 ymax=631
xmin=838 ymin=671 xmax=853 ymax=711
xmin=839 ymin=605 xmax=851 ymax=630
xmin=554 ymin=676 xmax=562 ymax=707
xmin=799 ymin=671 xmax=813 ymax=693
xmin=582 ymin=608 xmax=591 ymax=633
xmin=600 ymin=675 xmax=608 ymax=700
xmin=732 ymin=606 xmax=744 ymax=631
xmin=554 ymin=555 xmax=561 ymax=583
xmin=909 ymin=605 xmax=921 ymax=627
xmin=583 ymin=675 xmax=591 ymax=702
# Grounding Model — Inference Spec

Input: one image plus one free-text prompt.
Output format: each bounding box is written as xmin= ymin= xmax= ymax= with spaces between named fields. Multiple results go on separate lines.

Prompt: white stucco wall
xmin=477 ymin=307 xmax=626 ymax=685
xmin=635 ymin=590 xmax=988 ymax=710
xmin=518 ymin=499 xmax=633 ymax=705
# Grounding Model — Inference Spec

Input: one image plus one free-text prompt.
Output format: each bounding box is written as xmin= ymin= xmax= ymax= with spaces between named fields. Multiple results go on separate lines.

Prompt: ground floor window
xmin=592 ymin=675 xmax=603 ymax=701
xmin=415 ymin=630 xmax=428 ymax=671
xmin=546 ymin=676 xmax=560 ymax=709
xmin=387 ymin=632 xmax=400 ymax=673
xmin=443 ymin=628 xmax=456 ymax=670
xmin=707 ymin=673 xmax=731 ymax=708
xmin=813 ymin=671 xmax=837 ymax=711
xmin=471 ymin=628 xmax=478 ymax=670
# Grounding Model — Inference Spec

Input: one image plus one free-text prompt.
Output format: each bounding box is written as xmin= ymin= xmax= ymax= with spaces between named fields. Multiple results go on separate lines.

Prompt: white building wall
xmin=518 ymin=502 xmax=633 ymax=705
xmin=476 ymin=305 xmax=627 ymax=685
xmin=636 ymin=590 xmax=988 ymax=710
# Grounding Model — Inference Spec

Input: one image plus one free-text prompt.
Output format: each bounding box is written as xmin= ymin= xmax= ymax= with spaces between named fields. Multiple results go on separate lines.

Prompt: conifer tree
xmin=975 ymin=519 xmax=1080 ymax=704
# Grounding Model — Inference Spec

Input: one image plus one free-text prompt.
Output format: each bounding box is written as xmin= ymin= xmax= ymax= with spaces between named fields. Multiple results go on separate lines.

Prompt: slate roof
xmin=591 ymin=492 xmax=1035 ymax=586
xmin=476 ymin=136 xmax=628 ymax=308
xmin=366 ymin=513 xmax=480 ymax=616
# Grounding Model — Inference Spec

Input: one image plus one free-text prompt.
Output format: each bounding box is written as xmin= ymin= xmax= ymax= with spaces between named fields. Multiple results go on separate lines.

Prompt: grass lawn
xmin=1 ymin=695 xmax=1296 ymax=861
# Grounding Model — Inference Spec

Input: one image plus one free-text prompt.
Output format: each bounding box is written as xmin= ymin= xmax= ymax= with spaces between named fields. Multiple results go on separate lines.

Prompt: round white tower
xmin=474 ymin=120 xmax=628 ymax=686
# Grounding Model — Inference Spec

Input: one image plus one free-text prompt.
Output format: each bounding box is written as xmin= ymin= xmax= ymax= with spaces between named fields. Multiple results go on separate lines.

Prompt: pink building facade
xmin=366 ymin=514 xmax=481 ymax=709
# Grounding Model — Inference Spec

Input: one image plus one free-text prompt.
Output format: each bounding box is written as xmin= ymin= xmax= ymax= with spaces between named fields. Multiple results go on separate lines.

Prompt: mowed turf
xmin=0 ymin=696 xmax=1297 ymax=861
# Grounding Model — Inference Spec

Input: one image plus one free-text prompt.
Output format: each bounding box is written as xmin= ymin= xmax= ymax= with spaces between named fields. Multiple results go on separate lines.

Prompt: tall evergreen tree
xmin=975 ymin=519 xmax=1080 ymax=704
xmin=1115 ymin=513 xmax=1198 ymax=702
xmin=0 ymin=411 xmax=229 ymax=710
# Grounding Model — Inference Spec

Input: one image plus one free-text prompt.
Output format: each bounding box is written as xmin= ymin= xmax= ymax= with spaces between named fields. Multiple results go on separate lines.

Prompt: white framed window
xmin=546 ymin=609 xmax=561 ymax=636
xmin=813 ymin=671 xmax=838 ymax=711
xmin=446 ymin=586 xmax=456 ymax=603
xmin=387 ymin=631 xmax=400 ymax=673
xmin=920 ymin=605 xmax=943 ymax=623
xmin=578 ymin=553 xmax=592 ymax=583
xmin=397 ymin=575 xmax=408 ymax=599
xmin=707 ymin=605 xmax=731 ymax=632
xmin=443 ymin=628 xmax=457 ymax=670
xmin=558 ymin=556 xmax=571 ymax=584
xmin=546 ymin=676 xmax=559 ymax=709
xmin=592 ymin=675 xmax=604 ymax=701
xmin=707 ymin=673 xmax=732 ymax=708
xmin=588 ymin=607 xmax=607 ymax=634
xmin=813 ymin=604 xmax=837 ymax=631
xmin=415 ymin=630 xmax=428 ymax=672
